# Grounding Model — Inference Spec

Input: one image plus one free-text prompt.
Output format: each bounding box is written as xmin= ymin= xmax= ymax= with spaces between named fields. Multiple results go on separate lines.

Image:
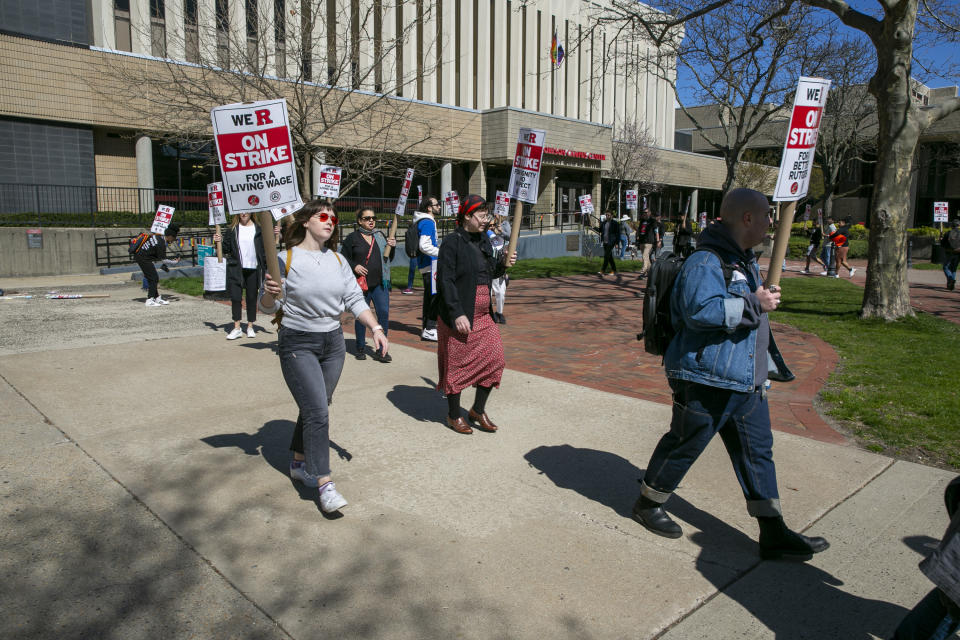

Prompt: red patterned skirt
xmin=437 ymin=285 xmax=506 ymax=395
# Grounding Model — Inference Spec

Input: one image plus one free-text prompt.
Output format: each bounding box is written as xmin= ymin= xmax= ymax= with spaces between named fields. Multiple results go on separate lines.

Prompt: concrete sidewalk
xmin=0 ymin=277 xmax=955 ymax=639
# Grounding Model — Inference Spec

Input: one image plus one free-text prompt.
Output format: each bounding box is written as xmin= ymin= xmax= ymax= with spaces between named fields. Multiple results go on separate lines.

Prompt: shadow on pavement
xmin=524 ymin=444 xmax=908 ymax=639
xmin=386 ymin=379 xmax=445 ymax=423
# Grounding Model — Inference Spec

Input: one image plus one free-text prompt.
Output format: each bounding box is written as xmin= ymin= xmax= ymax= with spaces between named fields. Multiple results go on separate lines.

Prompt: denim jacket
xmin=664 ymin=223 xmax=793 ymax=392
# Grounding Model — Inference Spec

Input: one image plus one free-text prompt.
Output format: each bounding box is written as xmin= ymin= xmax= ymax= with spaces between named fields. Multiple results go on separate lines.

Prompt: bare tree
xmin=93 ymin=0 xmax=458 ymax=200
xmin=594 ymin=0 xmax=960 ymax=320
xmin=605 ymin=120 xmax=661 ymax=213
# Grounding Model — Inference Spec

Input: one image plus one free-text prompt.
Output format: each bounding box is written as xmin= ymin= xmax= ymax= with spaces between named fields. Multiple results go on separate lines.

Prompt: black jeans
xmin=136 ymin=258 xmax=159 ymax=298
xmin=229 ymin=267 xmax=259 ymax=323
xmin=421 ymin=270 xmax=437 ymax=330
xmin=602 ymin=244 xmax=617 ymax=273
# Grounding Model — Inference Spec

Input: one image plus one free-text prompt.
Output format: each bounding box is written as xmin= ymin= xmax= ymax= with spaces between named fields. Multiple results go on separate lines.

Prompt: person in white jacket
xmin=413 ymin=196 xmax=442 ymax=341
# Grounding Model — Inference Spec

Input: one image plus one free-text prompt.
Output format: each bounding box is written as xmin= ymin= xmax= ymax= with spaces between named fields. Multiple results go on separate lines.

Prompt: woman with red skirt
xmin=435 ymin=194 xmax=517 ymax=434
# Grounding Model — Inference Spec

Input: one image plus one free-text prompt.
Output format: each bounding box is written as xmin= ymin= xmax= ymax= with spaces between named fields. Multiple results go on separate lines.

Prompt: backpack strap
xmin=692 ymin=247 xmax=737 ymax=287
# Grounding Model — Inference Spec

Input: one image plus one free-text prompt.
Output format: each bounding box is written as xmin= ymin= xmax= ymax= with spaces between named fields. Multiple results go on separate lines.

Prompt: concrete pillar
xmin=491 ymin=0 xmax=506 ymax=108
xmin=380 ymin=0 xmax=396 ymax=94
xmin=420 ymin=0 xmax=437 ymax=101
xmin=198 ymin=0 xmax=217 ymax=63
xmin=91 ymin=0 xmax=115 ymax=49
xmin=130 ymin=0 xmax=151 ymax=55
xmin=440 ymin=161 xmax=452 ymax=197
xmin=467 ymin=163 xmax=486 ymax=197
xmin=439 ymin=0 xmax=455 ymax=104
xmin=538 ymin=166 xmax=556 ymax=213
xmin=458 ymin=0 xmax=474 ymax=107
xmin=475 ymin=0 xmax=490 ymax=109
xmin=136 ymin=136 xmax=155 ymax=215
xmin=591 ymin=170 xmax=602 ymax=217
xmin=312 ymin=151 xmax=326 ymax=198
xmin=689 ymin=189 xmax=698 ymax=220
xmin=229 ymin=0 xmax=246 ymax=66
xmin=258 ymin=0 xmax=276 ymax=76
xmin=401 ymin=0 xmax=418 ymax=98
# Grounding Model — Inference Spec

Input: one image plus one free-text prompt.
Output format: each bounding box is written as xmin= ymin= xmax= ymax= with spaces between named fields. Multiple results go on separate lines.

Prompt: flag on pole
xmin=550 ymin=33 xmax=565 ymax=68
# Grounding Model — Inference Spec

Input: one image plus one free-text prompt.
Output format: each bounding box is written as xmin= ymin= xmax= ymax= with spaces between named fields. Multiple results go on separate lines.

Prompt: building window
xmin=185 ymin=0 xmax=199 ymax=63
xmin=150 ymin=0 xmax=167 ymax=58
xmin=216 ymin=0 xmax=229 ymax=67
xmin=114 ymin=0 xmax=132 ymax=52
xmin=275 ymin=0 xmax=286 ymax=75
xmin=246 ymin=0 xmax=259 ymax=67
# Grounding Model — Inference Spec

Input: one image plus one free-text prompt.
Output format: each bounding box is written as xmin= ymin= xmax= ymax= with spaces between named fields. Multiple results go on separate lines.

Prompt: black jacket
xmin=221 ymin=223 xmax=266 ymax=283
xmin=340 ymin=230 xmax=389 ymax=288
xmin=436 ymin=226 xmax=507 ymax=329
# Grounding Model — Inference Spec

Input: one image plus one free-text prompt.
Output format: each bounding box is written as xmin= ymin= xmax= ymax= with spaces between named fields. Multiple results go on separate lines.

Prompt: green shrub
xmin=908 ymin=226 xmax=942 ymax=238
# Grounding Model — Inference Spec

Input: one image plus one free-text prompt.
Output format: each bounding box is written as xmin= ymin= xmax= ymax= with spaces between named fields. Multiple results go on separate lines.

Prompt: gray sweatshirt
xmin=259 ymin=246 xmax=369 ymax=332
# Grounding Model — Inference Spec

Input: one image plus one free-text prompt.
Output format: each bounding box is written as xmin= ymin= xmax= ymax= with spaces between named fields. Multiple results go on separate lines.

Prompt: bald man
xmin=632 ymin=188 xmax=829 ymax=561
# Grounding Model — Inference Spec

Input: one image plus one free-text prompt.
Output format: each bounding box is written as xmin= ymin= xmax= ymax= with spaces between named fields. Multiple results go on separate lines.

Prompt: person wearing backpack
xmin=943 ymin=219 xmax=960 ymax=291
xmin=413 ymin=196 xmax=442 ymax=341
xmin=638 ymin=209 xmax=659 ymax=276
xmin=632 ymin=188 xmax=830 ymax=562
xmin=132 ymin=224 xmax=181 ymax=307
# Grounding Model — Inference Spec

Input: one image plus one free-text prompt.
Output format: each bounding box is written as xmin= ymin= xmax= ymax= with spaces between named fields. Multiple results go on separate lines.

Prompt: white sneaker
xmin=819 ymin=271 xmax=828 ymax=276
xmin=155 ymin=295 xmax=169 ymax=305
xmin=145 ymin=298 xmax=160 ymax=307
xmin=289 ymin=461 xmax=319 ymax=487
xmin=421 ymin=328 xmax=438 ymax=341
xmin=319 ymin=481 xmax=348 ymax=512
xmin=246 ymin=325 xmax=256 ymax=338
xmin=833 ymin=274 xmax=840 ymax=278
xmin=227 ymin=328 xmax=243 ymax=340
xmin=849 ymin=268 xmax=857 ymax=278
xmin=799 ymin=269 xmax=809 ymax=274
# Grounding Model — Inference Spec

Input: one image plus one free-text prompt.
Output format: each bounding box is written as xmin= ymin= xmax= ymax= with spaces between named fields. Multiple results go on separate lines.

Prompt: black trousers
xmin=421 ymin=270 xmax=437 ymax=330
xmin=136 ymin=258 xmax=159 ymax=298
xmin=602 ymin=244 xmax=617 ymax=273
xmin=229 ymin=267 xmax=259 ymax=323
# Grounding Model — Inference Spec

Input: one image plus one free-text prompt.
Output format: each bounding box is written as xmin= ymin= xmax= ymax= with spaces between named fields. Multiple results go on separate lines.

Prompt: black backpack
xmin=128 ymin=232 xmax=151 ymax=257
xmin=404 ymin=221 xmax=420 ymax=258
xmin=639 ymin=248 xmax=735 ymax=357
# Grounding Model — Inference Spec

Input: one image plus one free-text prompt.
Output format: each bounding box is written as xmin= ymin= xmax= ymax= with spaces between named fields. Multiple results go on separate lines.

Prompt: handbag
xmin=356 ymin=234 xmax=376 ymax=292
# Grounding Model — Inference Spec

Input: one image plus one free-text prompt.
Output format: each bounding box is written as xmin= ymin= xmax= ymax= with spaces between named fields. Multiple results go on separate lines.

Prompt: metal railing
xmin=95 ymin=230 xmax=210 ymax=268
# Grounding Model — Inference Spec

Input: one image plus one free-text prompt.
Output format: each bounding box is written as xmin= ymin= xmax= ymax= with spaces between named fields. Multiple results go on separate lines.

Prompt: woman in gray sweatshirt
xmin=260 ymin=199 xmax=389 ymax=513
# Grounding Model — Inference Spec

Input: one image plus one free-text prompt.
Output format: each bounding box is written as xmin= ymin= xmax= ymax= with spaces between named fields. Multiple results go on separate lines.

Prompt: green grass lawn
xmin=771 ymin=277 xmax=960 ymax=468
xmin=162 ymin=277 xmax=205 ymax=297
xmin=912 ymin=262 xmax=946 ymax=271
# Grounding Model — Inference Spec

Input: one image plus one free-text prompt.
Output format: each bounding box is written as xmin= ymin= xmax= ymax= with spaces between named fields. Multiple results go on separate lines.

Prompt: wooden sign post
xmin=257 ymin=210 xmax=282 ymax=284
xmin=765 ymin=201 xmax=796 ymax=289
xmin=384 ymin=213 xmax=399 ymax=261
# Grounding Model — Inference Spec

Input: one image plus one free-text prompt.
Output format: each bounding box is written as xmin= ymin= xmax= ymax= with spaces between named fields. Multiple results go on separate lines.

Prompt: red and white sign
xmin=316 ymin=165 xmax=342 ymax=199
xmin=445 ymin=191 xmax=460 ymax=217
xmin=934 ymin=201 xmax=949 ymax=223
xmin=699 ymin=212 xmax=708 ymax=230
xmin=625 ymin=190 xmax=638 ymax=210
xmin=417 ymin=185 xmax=423 ymax=205
xmin=150 ymin=205 xmax=175 ymax=234
xmin=803 ymin=203 xmax=811 ymax=222
xmin=207 ymin=182 xmax=226 ymax=225
xmin=578 ymin=194 xmax=594 ymax=215
xmin=508 ymin=128 xmax=546 ymax=204
xmin=211 ymin=99 xmax=300 ymax=214
xmin=774 ymin=77 xmax=831 ymax=202
xmin=395 ymin=168 xmax=415 ymax=216
xmin=494 ymin=191 xmax=511 ymax=217
xmin=270 ymin=200 xmax=304 ymax=221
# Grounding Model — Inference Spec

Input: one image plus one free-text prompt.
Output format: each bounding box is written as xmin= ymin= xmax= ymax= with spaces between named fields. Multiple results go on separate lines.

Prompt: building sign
xmin=493 ymin=191 xmax=510 ymax=217
xmin=207 ymin=182 xmax=226 ymax=225
xmin=211 ymin=98 xmax=300 ymax=214
xmin=625 ymin=190 xmax=638 ymax=210
xmin=444 ymin=191 xmax=460 ymax=217
xmin=773 ymin=77 xmax=831 ymax=202
xmin=316 ymin=165 xmax=343 ymax=199
xmin=543 ymin=147 xmax=606 ymax=161
xmin=150 ymin=205 xmax=175 ymax=234
xmin=508 ymin=128 xmax=546 ymax=204
xmin=26 ymin=228 xmax=42 ymax=249
xmin=395 ymin=168 xmax=415 ymax=216
xmin=934 ymin=201 xmax=949 ymax=223
xmin=578 ymin=194 xmax=594 ymax=215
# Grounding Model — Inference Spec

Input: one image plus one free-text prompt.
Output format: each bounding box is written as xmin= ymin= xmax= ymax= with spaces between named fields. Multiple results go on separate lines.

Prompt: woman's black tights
xmin=447 ymin=385 xmax=493 ymax=419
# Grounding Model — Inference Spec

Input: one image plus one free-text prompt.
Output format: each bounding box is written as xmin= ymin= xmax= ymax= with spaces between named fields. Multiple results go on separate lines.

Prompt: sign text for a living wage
xmin=211 ymin=99 xmax=301 ymax=214
xmin=207 ymin=182 xmax=227 ymax=225
xmin=395 ymin=168 xmax=415 ymax=216
xmin=934 ymin=201 xmax=949 ymax=223
xmin=625 ymin=190 xmax=638 ymax=210
xmin=508 ymin=128 xmax=546 ymax=203
xmin=773 ymin=77 xmax=831 ymax=202
xmin=150 ymin=205 xmax=175 ymax=234
xmin=494 ymin=191 xmax=511 ymax=217
xmin=316 ymin=165 xmax=343 ymax=199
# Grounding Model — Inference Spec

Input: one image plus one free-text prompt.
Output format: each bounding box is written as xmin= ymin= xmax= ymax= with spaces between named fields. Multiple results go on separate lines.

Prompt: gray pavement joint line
xmin=649 ymin=455 xmax=897 ymax=640
xmin=0 ymin=370 xmax=297 ymax=640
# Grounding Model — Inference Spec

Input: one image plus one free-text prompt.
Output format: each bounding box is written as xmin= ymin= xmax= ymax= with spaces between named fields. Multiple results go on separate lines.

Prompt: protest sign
xmin=803 ymin=203 xmax=811 ymax=222
xmin=934 ymin=201 xmax=949 ymax=223
xmin=625 ymin=190 xmax=638 ymax=210
xmin=417 ymin=185 xmax=423 ymax=206
xmin=395 ymin=168 xmax=415 ymax=216
xmin=211 ymin=98 xmax=300 ymax=214
xmin=207 ymin=183 xmax=226 ymax=225
xmin=445 ymin=191 xmax=460 ymax=217
xmin=203 ymin=257 xmax=227 ymax=291
xmin=150 ymin=205 xmax=175 ymax=234
xmin=270 ymin=201 xmax=303 ymax=222
xmin=197 ymin=244 xmax=215 ymax=266
xmin=773 ymin=77 xmax=831 ymax=202
xmin=494 ymin=191 xmax=510 ymax=218
xmin=507 ymin=128 xmax=546 ymax=204
xmin=316 ymin=165 xmax=342 ymax=199
xmin=578 ymin=194 xmax=594 ymax=215
xmin=699 ymin=212 xmax=708 ymax=230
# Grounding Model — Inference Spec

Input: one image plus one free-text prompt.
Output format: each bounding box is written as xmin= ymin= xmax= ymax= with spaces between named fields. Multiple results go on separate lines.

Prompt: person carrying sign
xmin=596 ymin=212 xmax=621 ymax=276
xmin=632 ymin=188 xmax=830 ymax=562
xmin=213 ymin=213 xmax=274 ymax=339
xmin=414 ymin=196 xmax=442 ymax=341
xmin=259 ymin=199 xmax=388 ymax=514
xmin=133 ymin=224 xmax=180 ymax=307
xmin=638 ymin=209 xmax=659 ymax=276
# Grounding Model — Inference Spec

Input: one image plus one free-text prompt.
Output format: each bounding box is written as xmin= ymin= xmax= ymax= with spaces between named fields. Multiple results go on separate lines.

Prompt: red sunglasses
xmin=311 ymin=212 xmax=338 ymax=225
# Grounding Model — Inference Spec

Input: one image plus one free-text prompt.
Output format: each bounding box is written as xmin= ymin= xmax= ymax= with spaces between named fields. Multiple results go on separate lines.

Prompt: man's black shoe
xmin=354 ymin=350 xmax=367 ymax=360
xmin=759 ymin=530 xmax=830 ymax=561
xmin=631 ymin=500 xmax=683 ymax=539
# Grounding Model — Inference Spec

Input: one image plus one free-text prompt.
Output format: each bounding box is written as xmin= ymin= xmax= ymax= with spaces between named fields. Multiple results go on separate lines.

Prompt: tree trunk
xmin=300 ymin=150 xmax=312 ymax=202
xmin=860 ymin=10 xmax=918 ymax=320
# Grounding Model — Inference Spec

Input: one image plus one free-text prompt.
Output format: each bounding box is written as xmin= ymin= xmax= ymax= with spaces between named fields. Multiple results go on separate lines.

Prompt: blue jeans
xmin=355 ymin=283 xmax=389 ymax=352
xmin=619 ymin=234 xmax=628 ymax=259
xmin=943 ymin=254 xmax=959 ymax=283
xmin=279 ymin=327 xmax=346 ymax=478
xmin=641 ymin=379 xmax=781 ymax=517
xmin=407 ymin=257 xmax=417 ymax=289
xmin=821 ymin=244 xmax=834 ymax=271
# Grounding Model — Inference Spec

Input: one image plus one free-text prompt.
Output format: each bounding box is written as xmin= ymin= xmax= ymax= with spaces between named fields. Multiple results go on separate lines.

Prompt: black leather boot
xmin=632 ymin=497 xmax=683 ymax=539
xmin=757 ymin=516 xmax=830 ymax=561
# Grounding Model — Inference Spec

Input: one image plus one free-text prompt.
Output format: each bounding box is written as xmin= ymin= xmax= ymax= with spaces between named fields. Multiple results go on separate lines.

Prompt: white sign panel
xmin=445 ymin=190 xmax=460 ymax=217
xmin=494 ymin=190 xmax=511 ymax=217
xmin=203 ymin=258 xmax=227 ymax=291
xmin=803 ymin=203 xmax=811 ymax=222
xmin=316 ymin=165 xmax=342 ymax=199
xmin=207 ymin=182 xmax=226 ymax=225
xmin=578 ymin=194 xmax=594 ymax=215
xmin=625 ymin=190 xmax=638 ymax=210
xmin=394 ymin=168 xmax=415 ymax=216
xmin=507 ymin=128 xmax=546 ymax=204
xmin=773 ymin=77 xmax=831 ymax=202
xmin=211 ymin=99 xmax=300 ymax=214
xmin=270 ymin=200 xmax=303 ymax=221
xmin=934 ymin=201 xmax=949 ymax=223
xmin=150 ymin=205 xmax=175 ymax=234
